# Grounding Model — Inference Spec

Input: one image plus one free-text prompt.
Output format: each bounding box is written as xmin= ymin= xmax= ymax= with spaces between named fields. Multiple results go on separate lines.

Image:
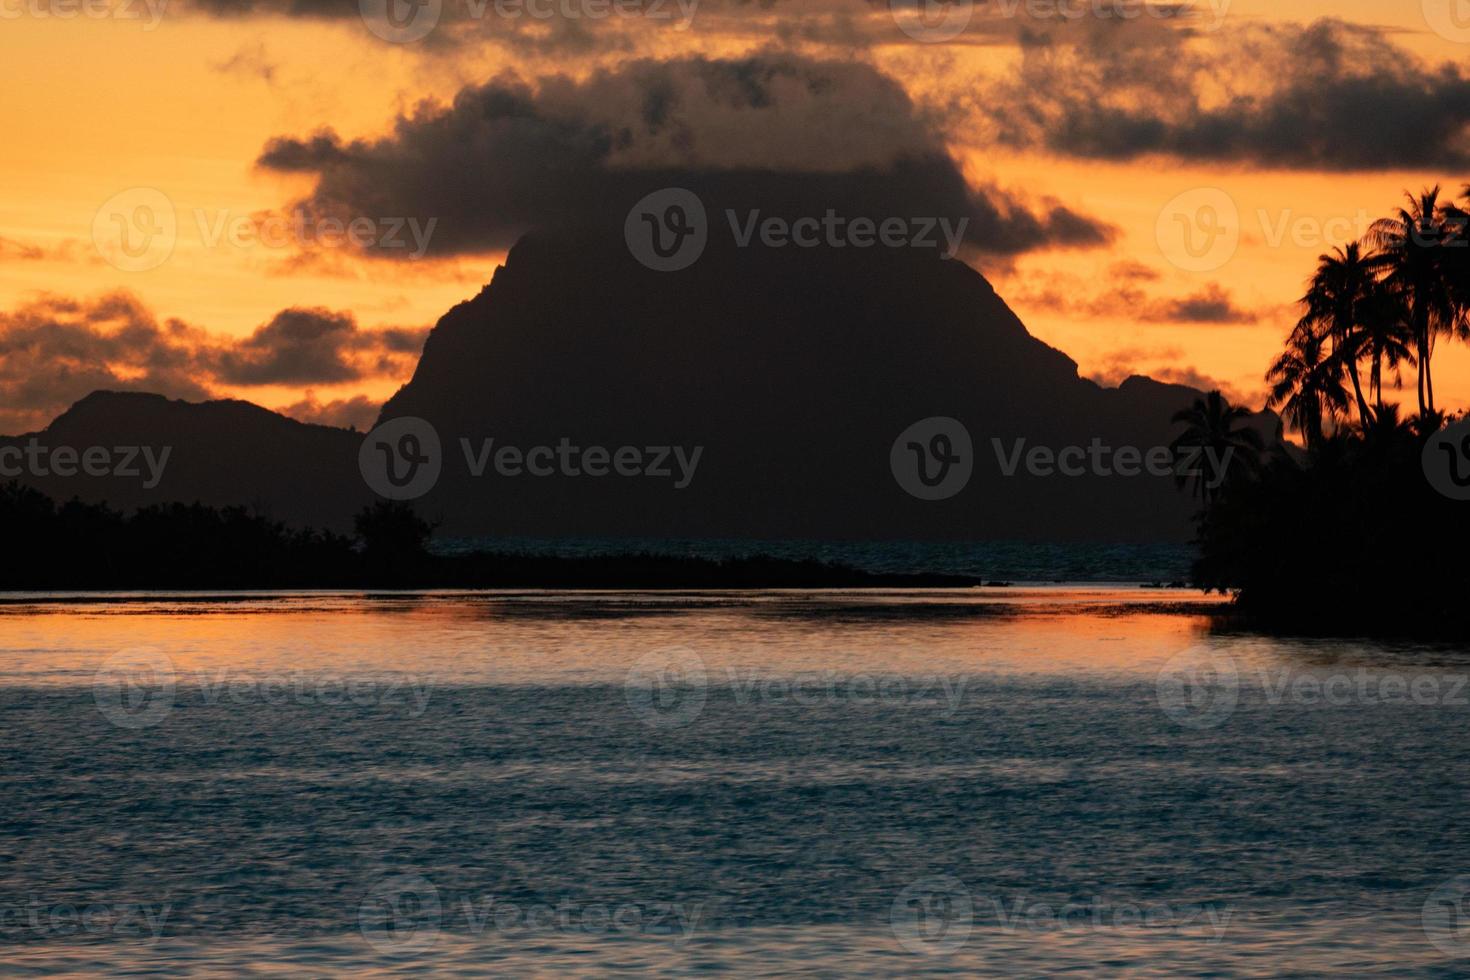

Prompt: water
xmin=1 ymin=589 xmax=1469 ymax=976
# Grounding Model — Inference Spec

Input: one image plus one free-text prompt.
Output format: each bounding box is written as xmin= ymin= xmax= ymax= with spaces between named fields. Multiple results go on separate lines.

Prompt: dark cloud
xmin=172 ymin=0 xmax=1204 ymax=57
xmin=984 ymin=19 xmax=1470 ymax=170
xmin=1139 ymin=284 xmax=1260 ymax=325
xmin=274 ymin=392 xmax=381 ymax=430
xmin=213 ymin=42 xmax=279 ymax=83
xmin=0 ymin=294 xmax=213 ymax=435
xmin=1087 ymin=345 xmax=1255 ymax=406
xmin=0 ymin=236 xmax=99 ymax=264
xmin=0 ymin=293 xmax=423 ymax=435
xmin=212 ymin=308 xmax=426 ymax=385
xmin=1109 ymin=259 xmax=1160 ymax=282
xmin=256 ymin=54 xmax=1114 ymax=257
xmin=1016 ymin=277 xmax=1263 ymax=324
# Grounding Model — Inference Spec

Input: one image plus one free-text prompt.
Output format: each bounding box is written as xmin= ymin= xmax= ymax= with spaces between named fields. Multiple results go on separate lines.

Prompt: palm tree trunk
xmin=1348 ymin=360 xmax=1371 ymax=424
xmin=1426 ymin=331 xmax=1437 ymax=415
xmin=1416 ymin=317 xmax=1429 ymax=417
xmin=1371 ymin=353 xmax=1384 ymax=414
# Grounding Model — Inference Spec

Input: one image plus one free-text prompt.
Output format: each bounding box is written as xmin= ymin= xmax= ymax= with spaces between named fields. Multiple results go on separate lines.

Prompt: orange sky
xmin=2 ymin=0 xmax=1469 ymax=427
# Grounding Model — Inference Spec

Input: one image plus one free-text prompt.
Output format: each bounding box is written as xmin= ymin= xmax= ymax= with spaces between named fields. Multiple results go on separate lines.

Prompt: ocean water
xmin=1 ymin=589 xmax=1469 ymax=976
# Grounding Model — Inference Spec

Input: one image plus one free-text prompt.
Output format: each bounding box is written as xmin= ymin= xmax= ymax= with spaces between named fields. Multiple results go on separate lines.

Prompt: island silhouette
xmin=0 ymin=224 xmax=1280 ymax=548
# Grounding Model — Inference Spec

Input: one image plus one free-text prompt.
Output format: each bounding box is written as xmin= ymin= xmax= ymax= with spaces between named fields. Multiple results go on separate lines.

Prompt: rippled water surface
xmin=2 ymin=589 xmax=1469 ymax=976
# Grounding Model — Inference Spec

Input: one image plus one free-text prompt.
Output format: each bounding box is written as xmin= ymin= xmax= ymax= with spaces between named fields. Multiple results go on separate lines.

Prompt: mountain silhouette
xmin=4 ymin=231 xmax=1278 ymax=542
xmin=377 ymin=229 xmax=1277 ymax=541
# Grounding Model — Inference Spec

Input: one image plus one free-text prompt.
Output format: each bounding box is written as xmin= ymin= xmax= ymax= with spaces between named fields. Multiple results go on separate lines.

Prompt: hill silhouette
xmin=0 ymin=391 xmax=369 ymax=530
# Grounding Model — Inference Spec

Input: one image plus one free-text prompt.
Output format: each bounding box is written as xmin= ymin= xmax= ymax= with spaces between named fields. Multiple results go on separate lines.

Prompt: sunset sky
xmin=3 ymin=0 xmax=1470 ymax=433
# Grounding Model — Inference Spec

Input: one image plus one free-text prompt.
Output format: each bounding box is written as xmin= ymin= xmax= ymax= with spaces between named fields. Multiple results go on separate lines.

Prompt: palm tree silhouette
xmin=1170 ymin=390 xmax=1264 ymax=506
xmin=1267 ymin=332 xmax=1349 ymax=449
xmin=1294 ymin=242 xmax=1376 ymax=424
xmin=1354 ymin=283 xmax=1416 ymax=417
xmin=1367 ymin=187 xmax=1459 ymax=416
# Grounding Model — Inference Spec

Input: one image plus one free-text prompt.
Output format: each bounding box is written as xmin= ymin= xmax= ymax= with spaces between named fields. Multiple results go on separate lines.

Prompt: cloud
xmin=0 ymin=293 xmax=423 ymax=435
xmin=256 ymin=54 xmax=1114 ymax=258
xmin=1139 ymin=284 xmax=1261 ymax=325
xmin=0 ymin=236 xmax=100 ymax=264
xmin=1016 ymin=277 xmax=1264 ymax=325
xmin=1087 ymin=345 xmax=1258 ymax=407
xmin=981 ymin=19 xmax=1470 ymax=170
xmin=213 ymin=42 xmax=278 ymax=83
xmin=212 ymin=308 xmax=426 ymax=385
xmin=273 ymin=391 xmax=381 ymax=430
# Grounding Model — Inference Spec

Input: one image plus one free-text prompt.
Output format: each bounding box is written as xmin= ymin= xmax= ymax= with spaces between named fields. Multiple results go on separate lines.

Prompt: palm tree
xmin=1352 ymin=283 xmax=1416 ymax=416
xmin=1294 ymin=242 xmax=1374 ymax=424
xmin=1367 ymin=187 xmax=1458 ymax=416
xmin=1170 ymin=390 xmax=1265 ymax=506
xmin=1267 ymin=332 xmax=1350 ymax=449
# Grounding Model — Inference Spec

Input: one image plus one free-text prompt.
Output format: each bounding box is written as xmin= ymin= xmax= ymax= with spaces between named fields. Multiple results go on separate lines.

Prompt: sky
xmin=2 ymin=0 xmax=1470 ymax=433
